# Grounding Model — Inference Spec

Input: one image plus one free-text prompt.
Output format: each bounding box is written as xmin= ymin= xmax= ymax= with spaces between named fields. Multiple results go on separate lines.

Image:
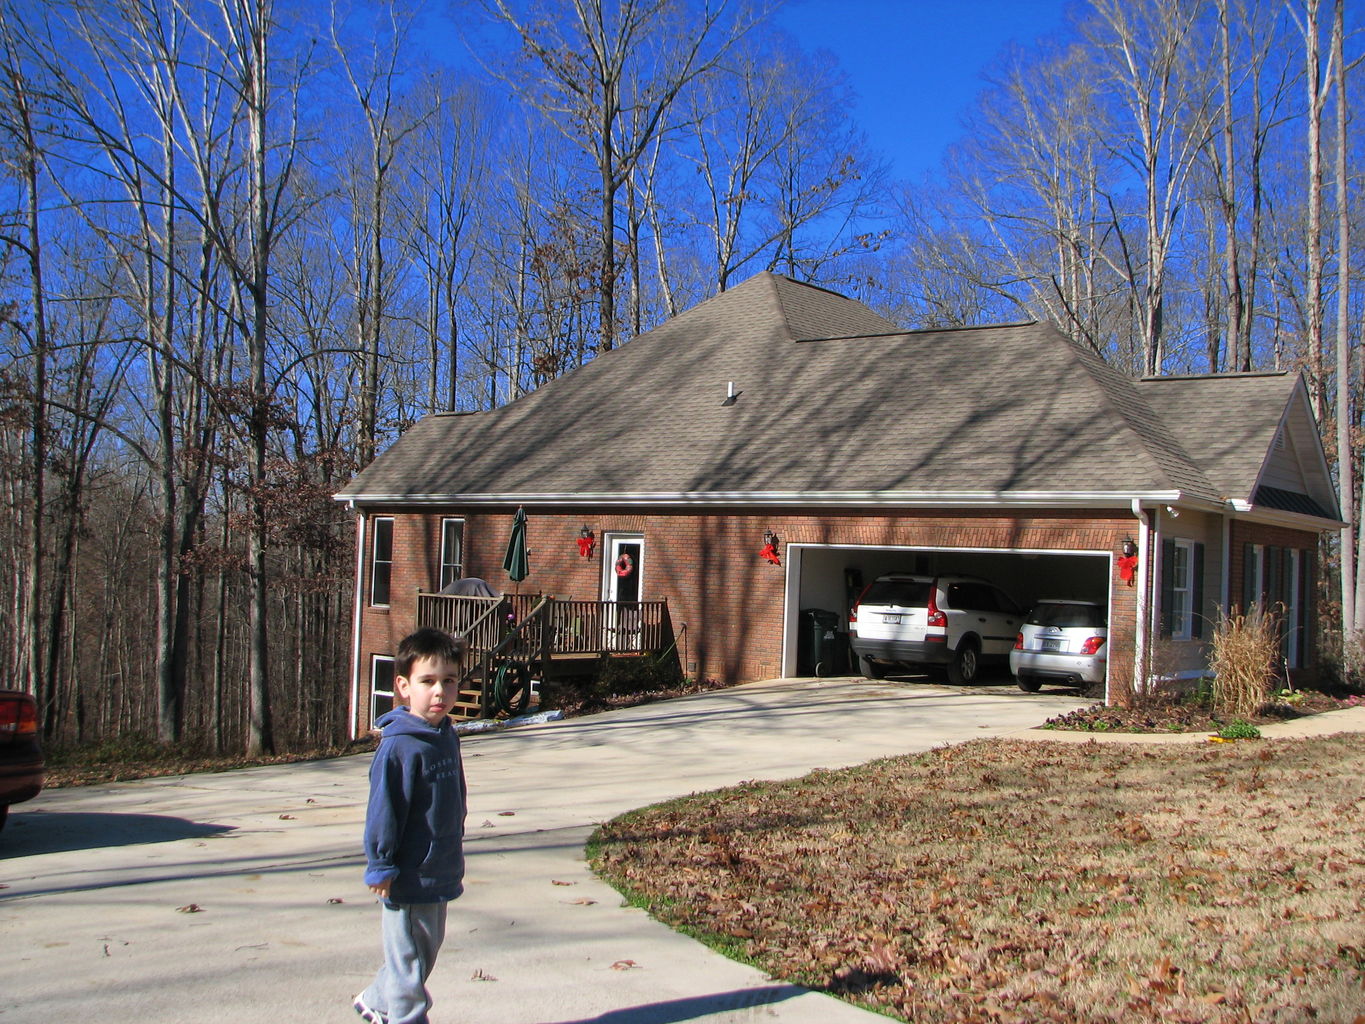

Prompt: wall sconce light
xmin=577 ymin=525 xmax=595 ymax=558
xmin=1118 ymin=536 xmax=1138 ymax=587
xmin=760 ymin=529 xmax=781 ymax=566
xmin=580 ymin=524 xmax=592 ymax=539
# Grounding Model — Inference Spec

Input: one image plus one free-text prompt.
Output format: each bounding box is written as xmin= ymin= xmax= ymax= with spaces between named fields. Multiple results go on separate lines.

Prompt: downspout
xmin=1220 ymin=513 xmax=1231 ymax=616
xmin=349 ymin=505 xmax=367 ymax=741
xmin=1132 ymin=499 xmax=1151 ymax=699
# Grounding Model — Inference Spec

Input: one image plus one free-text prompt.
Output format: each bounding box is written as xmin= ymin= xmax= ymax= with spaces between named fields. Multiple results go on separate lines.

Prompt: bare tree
xmin=0 ymin=4 xmax=51 ymax=720
xmin=1085 ymin=0 xmax=1218 ymax=375
xmin=478 ymin=0 xmax=756 ymax=353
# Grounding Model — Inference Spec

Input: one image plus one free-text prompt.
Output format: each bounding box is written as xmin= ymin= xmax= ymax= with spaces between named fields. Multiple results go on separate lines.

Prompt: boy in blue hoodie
xmin=355 ymin=628 xmax=468 ymax=1024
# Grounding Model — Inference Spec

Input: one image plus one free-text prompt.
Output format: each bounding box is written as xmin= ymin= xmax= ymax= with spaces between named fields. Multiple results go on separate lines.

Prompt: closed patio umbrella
xmin=502 ymin=506 xmax=529 ymax=591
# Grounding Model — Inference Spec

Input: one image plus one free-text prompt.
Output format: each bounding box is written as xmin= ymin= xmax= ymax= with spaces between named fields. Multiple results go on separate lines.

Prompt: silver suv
xmin=849 ymin=574 xmax=1023 ymax=684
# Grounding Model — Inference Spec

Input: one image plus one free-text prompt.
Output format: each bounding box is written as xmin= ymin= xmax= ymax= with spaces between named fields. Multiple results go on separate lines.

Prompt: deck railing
xmin=416 ymin=592 xmax=668 ymax=657
xmin=414 ymin=591 xmax=671 ymax=716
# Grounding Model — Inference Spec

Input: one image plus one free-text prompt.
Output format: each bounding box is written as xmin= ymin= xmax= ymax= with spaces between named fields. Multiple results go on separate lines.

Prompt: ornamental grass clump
xmin=1209 ymin=603 xmax=1279 ymax=718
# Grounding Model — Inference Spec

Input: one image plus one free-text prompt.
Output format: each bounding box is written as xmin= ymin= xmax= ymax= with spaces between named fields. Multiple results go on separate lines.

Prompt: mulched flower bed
xmin=1044 ymin=690 xmax=1362 ymax=733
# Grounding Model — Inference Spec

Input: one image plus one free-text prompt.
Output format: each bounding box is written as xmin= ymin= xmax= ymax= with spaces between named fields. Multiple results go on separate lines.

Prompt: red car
xmin=0 ymin=690 xmax=44 ymax=832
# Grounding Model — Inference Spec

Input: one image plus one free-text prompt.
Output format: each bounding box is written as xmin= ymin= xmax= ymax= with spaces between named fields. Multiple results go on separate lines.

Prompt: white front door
xmin=603 ymin=536 xmax=643 ymax=650
xmin=604 ymin=535 xmax=644 ymax=603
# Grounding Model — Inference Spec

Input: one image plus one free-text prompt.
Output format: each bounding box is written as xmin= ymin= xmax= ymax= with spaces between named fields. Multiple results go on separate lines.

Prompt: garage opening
xmin=783 ymin=544 xmax=1111 ymax=690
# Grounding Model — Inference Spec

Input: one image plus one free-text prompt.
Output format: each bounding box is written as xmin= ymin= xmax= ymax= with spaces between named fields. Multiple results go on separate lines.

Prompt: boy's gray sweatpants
xmin=361 ymin=901 xmax=448 ymax=1024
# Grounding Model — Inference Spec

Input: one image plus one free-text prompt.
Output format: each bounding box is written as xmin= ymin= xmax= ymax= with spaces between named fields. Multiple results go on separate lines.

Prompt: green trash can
xmin=799 ymin=608 xmax=842 ymax=676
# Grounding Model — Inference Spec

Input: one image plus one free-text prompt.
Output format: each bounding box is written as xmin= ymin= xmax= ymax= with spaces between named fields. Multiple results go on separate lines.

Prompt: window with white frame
xmin=1160 ymin=537 xmax=1203 ymax=640
xmin=1169 ymin=540 xmax=1193 ymax=640
xmin=440 ymin=518 xmax=465 ymax=589
xmin=370 ymin=517 xmax=394 ymax=606
xmin=371 ymin=655 xmax=395 ymax=724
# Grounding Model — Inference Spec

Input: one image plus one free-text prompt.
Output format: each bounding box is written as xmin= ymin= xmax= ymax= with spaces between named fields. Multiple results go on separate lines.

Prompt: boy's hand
xmin=369 ymin=879 xmax=392 ymax=900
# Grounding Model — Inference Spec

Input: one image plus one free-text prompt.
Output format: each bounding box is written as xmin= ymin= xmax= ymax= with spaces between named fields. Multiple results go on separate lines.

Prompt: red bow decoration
xmin=577 ymin=536 xmax=594 ymax=558
xmin=760 ymin=542 xmax=781 ymax=566
xmin=1117 ymin=554 xmax=1138 ymax=585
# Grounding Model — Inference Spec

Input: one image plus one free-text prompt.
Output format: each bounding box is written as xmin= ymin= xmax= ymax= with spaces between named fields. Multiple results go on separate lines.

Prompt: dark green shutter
xmin=1192 ymin=542 xmax=1205 ymax=638
xmin=1159 ymin=537 xmax=1176 ymax=638
xmin=1242 ymin=543 xmax=1256 ymax=613
xmin=1266 ymin=546 xmax=1281 ymax=613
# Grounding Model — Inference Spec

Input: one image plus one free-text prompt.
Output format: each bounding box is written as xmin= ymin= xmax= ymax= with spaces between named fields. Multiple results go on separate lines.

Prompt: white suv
xmin=849 ymin=574 xmax=1023 ymax=684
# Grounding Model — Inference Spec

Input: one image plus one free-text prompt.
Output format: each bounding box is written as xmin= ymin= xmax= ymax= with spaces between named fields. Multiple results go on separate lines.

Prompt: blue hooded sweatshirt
xmin=363 ymin=707 xmax=467 ymax=905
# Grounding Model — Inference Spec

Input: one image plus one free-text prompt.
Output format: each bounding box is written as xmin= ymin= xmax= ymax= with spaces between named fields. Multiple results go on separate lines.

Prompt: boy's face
xmin=395 ymin=655 xmax=461 ymax=725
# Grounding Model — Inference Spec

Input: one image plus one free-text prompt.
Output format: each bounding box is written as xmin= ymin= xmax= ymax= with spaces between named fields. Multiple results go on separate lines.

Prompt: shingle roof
xmin=335 ymin=273 xmax=1307 ymax=509
xmin=1134 ymin=373 xmax=1297 ymax=503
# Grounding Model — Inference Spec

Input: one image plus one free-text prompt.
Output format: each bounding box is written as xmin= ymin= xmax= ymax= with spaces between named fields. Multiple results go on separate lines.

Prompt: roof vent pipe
xmin=722 ymin=381 xmax=741 ymax=406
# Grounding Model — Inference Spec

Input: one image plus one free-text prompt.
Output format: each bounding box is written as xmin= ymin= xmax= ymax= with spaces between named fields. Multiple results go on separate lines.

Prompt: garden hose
xmin=492 ymin=660 xmax=532 ymax=716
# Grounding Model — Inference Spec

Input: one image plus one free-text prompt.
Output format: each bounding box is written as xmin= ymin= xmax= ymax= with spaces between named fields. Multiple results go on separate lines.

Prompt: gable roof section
xmin=337 ymin=273 xmax=1294 ymax=511
xmin=1136 ymin=373 xmax=1339 ymax=521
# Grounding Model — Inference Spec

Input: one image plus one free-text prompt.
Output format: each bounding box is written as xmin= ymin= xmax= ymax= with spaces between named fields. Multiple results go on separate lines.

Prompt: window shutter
xmin=1302 ymin=547 xmax=1315 ymax=669
xmin=1261 ymin=548 xmax=1272 ymax=614
xmin=1242 ymin=543 xmax=1255 ymax=613
xmin=1159 ymin=537 xmax=1176 ymax=638
xmin=1191 ymin=542 xmax=1205 ymax=639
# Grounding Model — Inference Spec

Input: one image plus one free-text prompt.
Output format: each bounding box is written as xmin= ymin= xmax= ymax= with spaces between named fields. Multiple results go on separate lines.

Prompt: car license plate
xmin=1041 ymin=638 xmax=1064 ymax=652
xmin=881 ymin=614 xmax=902 ymax=624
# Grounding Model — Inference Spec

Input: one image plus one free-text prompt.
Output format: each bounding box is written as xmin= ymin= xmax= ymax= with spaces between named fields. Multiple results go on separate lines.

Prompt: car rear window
xmin=861 ymin=579 xmax=932 ymax=607
xmin=1027 ymin=603 xmax=1107 ymax=628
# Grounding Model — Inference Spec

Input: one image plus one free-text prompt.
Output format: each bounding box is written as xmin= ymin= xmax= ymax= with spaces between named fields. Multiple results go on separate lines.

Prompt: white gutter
xmin=348 ymin=505 xmax=367 ymax=741
xmin=333 ymin=489 xmax=1197 ymax=510
xmin=1227 ymin=501 xmax=1345 ymax=529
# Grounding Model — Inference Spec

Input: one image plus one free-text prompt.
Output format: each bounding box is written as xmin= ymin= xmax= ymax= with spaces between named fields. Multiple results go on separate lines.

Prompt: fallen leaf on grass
xmin=498 ymin=810 xmax=515 ymax=816
xmin=278 ymin=814 xmax=295 ymax=820
xmin=176 ymin=904 xmax=203 ymax=914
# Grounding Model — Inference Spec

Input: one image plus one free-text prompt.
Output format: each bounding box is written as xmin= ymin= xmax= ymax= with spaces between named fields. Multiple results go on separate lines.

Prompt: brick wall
xmin=351 ymin=506 xmax=1144 ymax=731
xmin=1226 ymin=520 xmax=1321 ymax=678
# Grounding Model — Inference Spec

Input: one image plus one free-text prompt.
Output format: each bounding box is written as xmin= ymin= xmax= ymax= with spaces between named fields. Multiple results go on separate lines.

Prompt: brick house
xmin=335 ymin=272 xmax=1340 ymax=735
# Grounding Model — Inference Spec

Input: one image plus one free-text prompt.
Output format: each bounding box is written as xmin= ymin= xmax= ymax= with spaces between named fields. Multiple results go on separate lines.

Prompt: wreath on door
xmin=614 ymin=552 xmax=634 ymax=577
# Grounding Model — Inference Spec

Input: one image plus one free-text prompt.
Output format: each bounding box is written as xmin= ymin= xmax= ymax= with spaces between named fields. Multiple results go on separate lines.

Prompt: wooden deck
xmin=416 ymin=592 xmax=672 ymax=719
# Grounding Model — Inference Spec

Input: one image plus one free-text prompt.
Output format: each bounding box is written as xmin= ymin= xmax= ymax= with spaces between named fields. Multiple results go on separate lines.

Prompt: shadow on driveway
xmin=544 ymin=985 xmax=807 ymax=1023
xmin=1 ymin=811 xmax=234 ymax=858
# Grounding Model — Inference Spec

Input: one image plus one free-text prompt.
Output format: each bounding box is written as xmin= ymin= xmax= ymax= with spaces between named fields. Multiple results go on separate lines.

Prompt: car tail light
xmin=0 ymin=695 xmax=38 ymax=737
xmin=1014 ymin=632 xmax=1023 ymax=650
xmin=926 ymin=590 xmax=947 ymax=629
xmin=1080 ymin=636 xmax=1106 ymax=656
xmin=849 ymin=583 xmax=874 ymax=627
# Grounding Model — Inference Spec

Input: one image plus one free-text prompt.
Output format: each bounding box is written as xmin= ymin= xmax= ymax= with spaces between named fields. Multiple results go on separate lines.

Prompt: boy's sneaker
xmin=353 ymin=993 xmax=387 ymax=1024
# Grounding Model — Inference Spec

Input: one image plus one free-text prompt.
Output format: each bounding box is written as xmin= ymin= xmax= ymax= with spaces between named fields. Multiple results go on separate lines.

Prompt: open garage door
xmin=783 ymin=544 xmax=1111 ymax=691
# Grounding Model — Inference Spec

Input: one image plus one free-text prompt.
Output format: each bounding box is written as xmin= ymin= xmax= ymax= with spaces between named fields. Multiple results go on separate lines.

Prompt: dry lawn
xmin=590 ymin=736 xmax=1365 ymax=1023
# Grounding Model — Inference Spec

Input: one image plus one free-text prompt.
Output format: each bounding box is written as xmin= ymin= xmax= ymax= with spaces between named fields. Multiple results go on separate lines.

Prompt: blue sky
xmin=775 ymin=0 xmax=1076 ymax=180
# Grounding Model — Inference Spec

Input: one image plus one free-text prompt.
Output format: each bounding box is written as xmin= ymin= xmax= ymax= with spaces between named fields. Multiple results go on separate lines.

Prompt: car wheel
xmin=860 ymin=657 xmax=887 ymax=680
xmin=1016 ymin=676 xmax=1042 ymax=693
xmin=947 ymin=640 xmax=979 ymax=684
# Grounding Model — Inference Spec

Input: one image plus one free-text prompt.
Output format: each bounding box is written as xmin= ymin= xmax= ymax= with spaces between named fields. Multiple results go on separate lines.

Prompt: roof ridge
xmin=1052 ymin=329 xmax=1218 ymax=500
xmin=1138 ymin=370 xmax=1290 ymax=383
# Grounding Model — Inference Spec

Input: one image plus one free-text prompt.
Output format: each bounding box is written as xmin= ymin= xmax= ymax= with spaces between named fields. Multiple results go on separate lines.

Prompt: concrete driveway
xmin=0 ymin=678 xmax=1092 ymax=1024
